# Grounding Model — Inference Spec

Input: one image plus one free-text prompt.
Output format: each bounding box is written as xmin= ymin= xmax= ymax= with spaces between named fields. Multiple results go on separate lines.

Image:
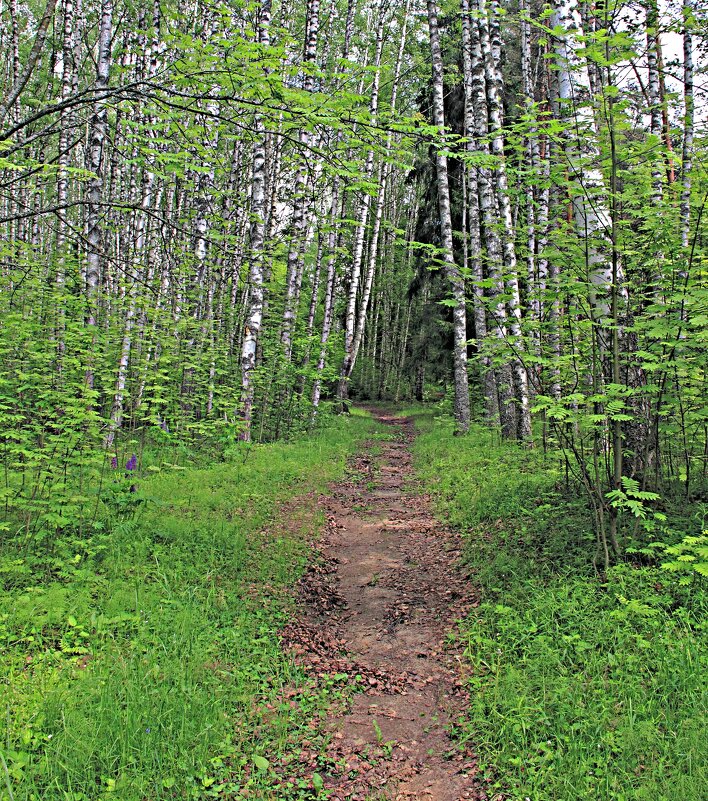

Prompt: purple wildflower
xmin=110 ymin=456 xmax=118 ymax=470
xmin=125 ymin=454 xmax=138 ymax=472
xmin=160 ymin=420 xmax=169 ymax=433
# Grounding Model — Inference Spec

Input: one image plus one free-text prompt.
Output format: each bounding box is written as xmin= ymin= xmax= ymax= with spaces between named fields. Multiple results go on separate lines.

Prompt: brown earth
xmin=281 ymin=410 xmax=491 ymax=801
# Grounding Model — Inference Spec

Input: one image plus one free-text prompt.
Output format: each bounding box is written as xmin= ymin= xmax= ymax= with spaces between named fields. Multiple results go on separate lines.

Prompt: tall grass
xmin=410 ymin=411 xmax=707 ymax=801
xmin=1 ymin=411 xmax=377 ymax=800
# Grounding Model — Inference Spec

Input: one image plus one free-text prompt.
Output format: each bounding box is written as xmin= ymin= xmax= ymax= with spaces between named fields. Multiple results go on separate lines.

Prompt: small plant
xmin=371 ymin=719 xmax=395 ymax=759
xmin=653 ymin=533 xmax=708 ymax=583
xmin=101 ymin=454 xmax=145 ymax=521
xmin=606 ymin=476 xmax=663 ymax=522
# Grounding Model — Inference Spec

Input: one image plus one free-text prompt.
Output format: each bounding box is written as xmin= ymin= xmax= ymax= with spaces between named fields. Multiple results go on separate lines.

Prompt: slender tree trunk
xmin=0 ymin=0 xmax=57 ymax=129
xmin=311 ymin=182 xmax=343 ymax=416
xmin=85 ymin=0 xmax=113 ymax=346
xmin=281 ymin=0 xmax=321 ymax=361
xmin=345 ymin=0 xmax=410 ymax=388
xmin=239 ymin=0 xmax=272 ymax=441
xmin=461 ymin=0 xmax=498 ymax=424
xmin=479 ymin=0 xmax=532 ymax=441
xmin=54 ymin=0 xmax=77 ymax=367
xmin=338 ymin=4 xmax=386 ymax=400
xmin=469 ymin=0 xmax=513 ymax=434
xmin=427 ymin=0 xmax=470 ymax=432
xmin=680 ymin=1 xmax=694 ymax=253
xmin=520 ymin=0 xmax=540 ymax=358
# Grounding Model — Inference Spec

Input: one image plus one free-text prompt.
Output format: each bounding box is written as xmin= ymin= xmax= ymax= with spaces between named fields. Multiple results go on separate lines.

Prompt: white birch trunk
xmin=427 ymin=0 xmax=470 ymax=432
xmin=344 ymin=0 xmax=410 ymax=387
xmin=239 ymin=0 xmax=272 ymax=440
xmin=479 ymin=0 xmax=532 ymax=440
xmin=85 ymin=0 xmax=113 ymax=333
xmin=680 ymin=1 xmax=694 ymax=254
xmin=337 ymin=4 xmax=386 ymax=399
xmin=280 ymin=0 xmax=320 ymax=360
xmin=469 ymin=0 xmax=514 ymax=434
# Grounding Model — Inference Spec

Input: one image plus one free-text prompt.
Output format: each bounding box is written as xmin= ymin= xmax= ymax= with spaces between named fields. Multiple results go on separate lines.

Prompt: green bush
xmin=411 ymin=412 xmax=707 ymax=801
xmin=1 ymin=414 xmax=378 ymax=800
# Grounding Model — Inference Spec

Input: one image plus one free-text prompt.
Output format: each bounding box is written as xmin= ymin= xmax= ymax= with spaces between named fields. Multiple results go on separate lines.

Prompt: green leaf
xmin=252 ymin=754 xmax=269 ymax=771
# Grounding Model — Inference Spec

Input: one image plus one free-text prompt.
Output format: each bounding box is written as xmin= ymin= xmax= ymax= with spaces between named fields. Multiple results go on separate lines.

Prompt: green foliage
xmin=653 ymin=534 xmax=708 ymax=582
xmin=410 ymin=410 xmax=707 ymax=801
xmin=0 ymin=413 xmax=378 ymax=800
xmin=459 ymin=570 xmax=706 ymax=801
xmin=607 ymin=477 xmax=662 ymax=521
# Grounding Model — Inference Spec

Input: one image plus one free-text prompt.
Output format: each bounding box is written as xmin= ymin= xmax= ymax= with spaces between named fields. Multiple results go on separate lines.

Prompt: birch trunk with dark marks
xmin=281 ymin=0 xmax=320 ymax=361
xmin=104 ymin=164 xmax=155 ymax=449
xmin=0 ymin=0 xmax=57 ymax=129
xmin=337 ymin=4 xmax=386 ymax=401
xmin=646 ymin=0 xmax=664 ymax=295
xmin=346 ymin=0 xmax=410 ymax=387
xmin=680 ymin=0 xmax=694 ymax=255
xmin=85 ymin=0 xmax=113 ymax=336
xmin=427 ymin=0 xmax=470 ymax=433
xmin=54 ymin=0 xmax=77 ymax=366
xmin=647 ymin=0 xmax=663 ymax=198
xmin=520 ymin=0 xmax=541 ymax=357
xmin=461 ymin=0 xmax=497 ymax=424
xmin=479 ymin=0 xmax=532 ymax=441
xmin=294 ymin=229 xmax=325 ymax=397
xmin=311 ymin=184 xmax=343 ymax=417
xmin=470 ymin=0 xmax=514 ymax=435
xmin=104 ymin=15 xmax=161 ymax=448
xmin=349 ymin=161 xmax=385 ymax=375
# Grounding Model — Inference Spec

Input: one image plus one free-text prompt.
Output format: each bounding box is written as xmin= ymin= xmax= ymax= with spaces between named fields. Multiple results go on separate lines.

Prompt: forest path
xmin=283 ymin=410 xmax=484 ymax=801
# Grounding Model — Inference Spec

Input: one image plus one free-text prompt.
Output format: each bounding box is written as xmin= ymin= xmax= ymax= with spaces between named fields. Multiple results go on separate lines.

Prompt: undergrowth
xmin=410 ymin=410 xmax=707 ymax=801
xmin=1 ymin=409 xmax=377 ymax=800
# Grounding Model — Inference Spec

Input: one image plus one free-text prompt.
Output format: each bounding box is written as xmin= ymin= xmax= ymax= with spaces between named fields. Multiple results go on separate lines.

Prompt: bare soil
xmin=281 ymin=410 xmax=490 ymax=801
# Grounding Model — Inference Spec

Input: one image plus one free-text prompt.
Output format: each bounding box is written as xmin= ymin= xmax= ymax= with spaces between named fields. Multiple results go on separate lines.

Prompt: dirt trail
xmin=283 ymin=410 xmax=486 ymax=801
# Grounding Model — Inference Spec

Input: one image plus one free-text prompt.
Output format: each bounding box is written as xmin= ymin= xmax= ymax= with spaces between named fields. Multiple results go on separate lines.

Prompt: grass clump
xmin=1 ymin=411 xmax=378 ymax=800
xmin=410 ymin=410 xmax=707 ymax=801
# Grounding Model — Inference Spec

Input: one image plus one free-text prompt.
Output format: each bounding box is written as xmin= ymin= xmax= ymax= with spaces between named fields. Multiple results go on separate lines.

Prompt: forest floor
xmin=281 ymin=409 xmax=486 ymax=801
xmin=2 ymin=406 xmax=704 ymax=801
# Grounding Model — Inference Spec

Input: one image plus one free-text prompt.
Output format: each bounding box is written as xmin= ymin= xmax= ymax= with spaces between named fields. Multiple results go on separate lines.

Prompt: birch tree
xmin=239 ymin=0 xmax=272 ymax=441
xmin=427 ymin=0 xmax=470 ymax=432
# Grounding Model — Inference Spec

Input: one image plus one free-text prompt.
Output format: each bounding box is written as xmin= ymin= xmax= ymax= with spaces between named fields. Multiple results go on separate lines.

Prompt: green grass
xmin=409 ymin=410 xmax=707 ymax=801
xmin=1 ymin=410 xmax=378 ymax=801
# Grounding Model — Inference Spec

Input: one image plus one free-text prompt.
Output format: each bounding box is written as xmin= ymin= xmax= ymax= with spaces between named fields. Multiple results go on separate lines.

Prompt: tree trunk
xmin=239 ymin=0 xmax=272 ymax=441
xmin=461 ymin=0 xmax=498 ymax=424
xmin=338 ymin=4 xmax=386 ymax=399
xmin=479 ymin=0 xmax=532 ymax=441
xmin=85 ymin=0 xmax=113 ymax=337
xmin=427 ymin=0 xmax=470 ymax=433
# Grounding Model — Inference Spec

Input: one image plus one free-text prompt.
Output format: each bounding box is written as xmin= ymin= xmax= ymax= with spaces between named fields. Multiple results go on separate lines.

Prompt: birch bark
xmin=85 ymin=0 xmax=113 ymax=333
xmin=347 ymin=0 xmax=410 ymax=384
xmin=337 ymin=2 xmax=386 ymax=400
xmin=479 ymin=0 xmax=532 ymax=441
xmin=427 ymin=0 xmax=470 ymax=432
xmin=280 ymin=0 xmax=321 ymax=360
xmin=469 ymin=0 xmax=514 ymax=435
xmin=239 ymin=0 xmax=272 ymax=441
xmin=680 ymin=1 xmax=694 ymax=253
